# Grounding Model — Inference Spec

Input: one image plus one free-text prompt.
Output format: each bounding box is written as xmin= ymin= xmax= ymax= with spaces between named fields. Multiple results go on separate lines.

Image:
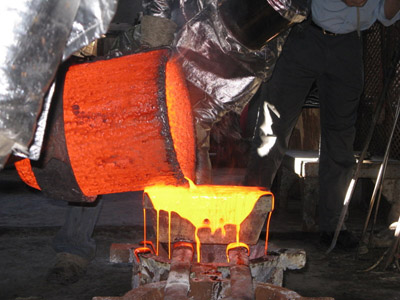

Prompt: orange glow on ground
xmin=144 ymin=180 xmax=273 ymax=262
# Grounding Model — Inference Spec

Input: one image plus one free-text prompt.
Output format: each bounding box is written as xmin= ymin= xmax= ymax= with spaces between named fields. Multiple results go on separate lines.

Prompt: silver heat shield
xmin=144 ymin=0 xmax=309 ymax=129
xmin=0 ymin=0 xmax=117 ymax=168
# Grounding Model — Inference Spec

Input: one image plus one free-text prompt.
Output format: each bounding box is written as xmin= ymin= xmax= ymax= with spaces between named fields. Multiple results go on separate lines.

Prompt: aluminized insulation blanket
xmin=143 ymin=0 xmax=308 ymax=129
xmin=0 ymin=0 xmax=117 ymax=168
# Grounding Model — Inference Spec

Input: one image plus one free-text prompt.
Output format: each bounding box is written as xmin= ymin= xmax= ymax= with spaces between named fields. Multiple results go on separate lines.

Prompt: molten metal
xmin=144 ymin=180 xmax=274 ymax=262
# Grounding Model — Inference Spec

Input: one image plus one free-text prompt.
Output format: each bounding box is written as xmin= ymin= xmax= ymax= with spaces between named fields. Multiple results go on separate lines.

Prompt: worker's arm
xmin=384 ymin=0 xmax=400 ymax=19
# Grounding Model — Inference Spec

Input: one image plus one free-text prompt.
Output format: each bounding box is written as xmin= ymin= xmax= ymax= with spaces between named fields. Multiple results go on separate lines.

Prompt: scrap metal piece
xmin=250 ymin=248 xmax=306 ymax=286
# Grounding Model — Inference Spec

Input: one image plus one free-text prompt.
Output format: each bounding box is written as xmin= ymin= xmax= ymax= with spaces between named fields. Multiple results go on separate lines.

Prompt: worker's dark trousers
xmin=52 ymin=198 xmax=103 ymax=260
xmin=245 ymin=22 xmax=363 ymax=232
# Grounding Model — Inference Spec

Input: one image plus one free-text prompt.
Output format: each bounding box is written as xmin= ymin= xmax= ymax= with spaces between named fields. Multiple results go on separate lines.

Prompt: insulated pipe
xmin=226 ymin=246 xmax=254 ymax=300
xmin=164 ymin=242 xmax=194 ymax=300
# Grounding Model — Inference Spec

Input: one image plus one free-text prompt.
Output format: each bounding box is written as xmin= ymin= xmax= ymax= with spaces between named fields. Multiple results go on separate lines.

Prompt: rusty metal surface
xmin=127 ymin=244 xmax=306 ymax=288
xmin=164 ymin=244 xmax=194 ymax=300
xmin=94 ymin=280 xmax=333 ymax=300
xmin=144 ymin=193 xmax=273 ymax=245
xmin=228 ymin=247 xmax=254 ymax=300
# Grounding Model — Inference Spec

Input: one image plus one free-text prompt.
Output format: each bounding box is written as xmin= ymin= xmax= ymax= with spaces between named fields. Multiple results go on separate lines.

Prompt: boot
xmin=46 ymin=252 xmax=89 ymax=285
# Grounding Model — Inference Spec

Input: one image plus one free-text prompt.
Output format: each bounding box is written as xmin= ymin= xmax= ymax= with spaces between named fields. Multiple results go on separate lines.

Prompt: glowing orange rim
xmin=139 ymin=240 xmax=156 ymax=254
xmin=226 ymin=242 xmax=250 ymax=263
xmin=134 ymin=247 xmax=154 ymax=263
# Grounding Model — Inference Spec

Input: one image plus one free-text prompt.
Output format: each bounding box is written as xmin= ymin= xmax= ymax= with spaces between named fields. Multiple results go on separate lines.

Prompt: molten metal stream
xmin=144 ymin=179 xmax=273 ymax=262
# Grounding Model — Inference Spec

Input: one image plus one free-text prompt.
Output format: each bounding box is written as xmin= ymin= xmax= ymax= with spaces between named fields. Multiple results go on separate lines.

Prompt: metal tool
xmin=358 ymin=95 xmax=400 ymax=253
xmin=326 ymin=48 xmax=400 ymax=254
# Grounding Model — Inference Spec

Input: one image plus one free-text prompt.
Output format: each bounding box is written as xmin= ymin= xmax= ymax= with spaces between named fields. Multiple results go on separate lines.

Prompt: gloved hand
xmin=140 ymin=15 xmax=177 ymax=48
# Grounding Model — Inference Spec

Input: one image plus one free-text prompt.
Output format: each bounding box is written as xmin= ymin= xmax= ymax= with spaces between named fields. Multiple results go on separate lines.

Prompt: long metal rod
xmin=369 ymin=164 xmax=388 ymax=244
xmin=326 ymin=48 xmax=400 ymax=254
xmin=359 ymin=95 xmax=400 ymax=251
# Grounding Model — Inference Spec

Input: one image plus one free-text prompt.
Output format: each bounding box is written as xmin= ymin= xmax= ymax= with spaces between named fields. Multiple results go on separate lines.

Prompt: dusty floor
xmin=0 ymin=167 xmax=399 ymax=300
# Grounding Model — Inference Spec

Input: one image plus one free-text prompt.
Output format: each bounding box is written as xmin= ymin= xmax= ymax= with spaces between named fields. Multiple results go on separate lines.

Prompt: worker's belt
xmin=310 ymin=21 xmax=339 ymax=36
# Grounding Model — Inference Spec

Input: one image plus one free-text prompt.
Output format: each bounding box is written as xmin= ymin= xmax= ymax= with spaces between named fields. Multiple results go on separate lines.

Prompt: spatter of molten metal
xmin=143 ymin=179 xmax=274 ymax=262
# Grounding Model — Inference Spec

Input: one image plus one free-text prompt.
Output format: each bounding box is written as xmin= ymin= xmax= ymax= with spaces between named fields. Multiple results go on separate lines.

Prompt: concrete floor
xmin=0 ymin=167 xmax=399 ymax=300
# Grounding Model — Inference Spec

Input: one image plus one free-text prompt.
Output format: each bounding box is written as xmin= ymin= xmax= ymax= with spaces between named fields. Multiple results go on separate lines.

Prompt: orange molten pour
xmin=144 ymin=180 xmax=273 ymax=262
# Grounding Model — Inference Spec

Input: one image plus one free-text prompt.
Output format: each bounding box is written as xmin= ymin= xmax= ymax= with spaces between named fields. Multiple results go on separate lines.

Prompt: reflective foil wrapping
xmin=0 ymin=0 xmax=117 ymax=168
xmin=267 ymin=0 xmax=309 ymax=23
xmin=143 ymin=0 xmax=173 ymax=19
xmin=145 ymin=0 xmax=308 ymax=129
xmin=63 ymin=0 xmax=118 ymax=60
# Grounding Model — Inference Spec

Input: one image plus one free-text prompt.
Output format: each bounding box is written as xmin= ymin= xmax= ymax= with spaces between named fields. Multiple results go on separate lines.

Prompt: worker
xmin=244 ymin=0 xmax=400 ymax=249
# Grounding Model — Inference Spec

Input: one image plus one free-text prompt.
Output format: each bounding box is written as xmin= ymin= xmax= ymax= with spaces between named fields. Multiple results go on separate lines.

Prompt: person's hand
xmin=341 ymin=0 xmax=368 ymax=7
xmin=384 ymin=0 xmax=400 ymax=19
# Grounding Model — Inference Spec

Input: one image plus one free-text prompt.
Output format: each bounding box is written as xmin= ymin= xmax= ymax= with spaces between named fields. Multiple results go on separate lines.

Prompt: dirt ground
xmin=1 ymin=167 xmax=399 ymax=300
